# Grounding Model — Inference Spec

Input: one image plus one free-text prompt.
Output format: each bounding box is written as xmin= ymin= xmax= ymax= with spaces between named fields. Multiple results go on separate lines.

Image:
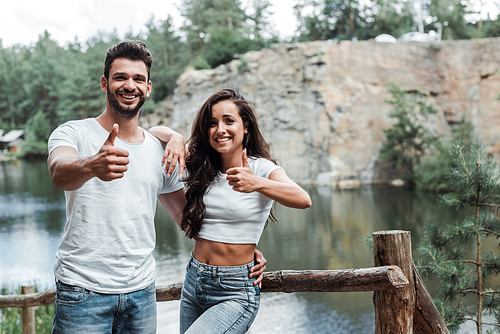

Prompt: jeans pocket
xmin=56 ymin=282 xmax=93 ymax=305
xmin=142 ymin=282 xmax=156 ymax=295
xmin=218 ymin=276 xmax=247 ymax=291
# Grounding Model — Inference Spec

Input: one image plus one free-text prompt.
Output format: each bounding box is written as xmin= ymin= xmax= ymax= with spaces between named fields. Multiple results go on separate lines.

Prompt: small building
xmin=0 ymin=130 xmax=24 ymax=153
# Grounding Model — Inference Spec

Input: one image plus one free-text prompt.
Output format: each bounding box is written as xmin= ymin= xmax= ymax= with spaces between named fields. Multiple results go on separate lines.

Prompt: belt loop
xmin=212 ymin=267 xmax=217 ymax=278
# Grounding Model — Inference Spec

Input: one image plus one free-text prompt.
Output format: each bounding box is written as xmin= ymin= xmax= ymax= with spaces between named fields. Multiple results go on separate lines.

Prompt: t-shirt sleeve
xmin=48 ymin=122 xmax=81 ymax=155
xmin=160 ymin=162 xmax=185 ymax=194
xmin=252 ymin=158 xmax=283 ymax=179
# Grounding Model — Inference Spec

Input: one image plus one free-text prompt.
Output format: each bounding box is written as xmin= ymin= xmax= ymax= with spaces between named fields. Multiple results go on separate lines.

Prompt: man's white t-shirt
xmin=48 ymin=118 xmax=183 ymax=294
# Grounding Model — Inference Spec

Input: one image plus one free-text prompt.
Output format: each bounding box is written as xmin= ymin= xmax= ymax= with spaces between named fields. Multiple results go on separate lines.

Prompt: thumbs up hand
xmin=89 ymin=124 xmax=130 ymax=181
xmin=226 ymin=149 xmax=259 ymax=193
xmin=104 ymin=123 xmax=119 ymax=146
xmin=241 ymin=149 xmax=251 ymax=169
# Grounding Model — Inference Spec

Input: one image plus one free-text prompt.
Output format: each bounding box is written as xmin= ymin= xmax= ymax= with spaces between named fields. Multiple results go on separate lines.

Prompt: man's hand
xmin=161 ymin=132 xmax=186 ymax=178
xmin=90 ymin=123 xmax=130 ymax=181
xmin=249 ymin=249 xmax=267 ymax=288
xmin=48 ymin=124 xmax=129 ymax=191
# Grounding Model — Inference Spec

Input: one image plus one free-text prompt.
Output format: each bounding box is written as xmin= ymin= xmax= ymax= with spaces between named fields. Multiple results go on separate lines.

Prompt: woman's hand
xmin=226 ymin=150 xmax=260 ymax=193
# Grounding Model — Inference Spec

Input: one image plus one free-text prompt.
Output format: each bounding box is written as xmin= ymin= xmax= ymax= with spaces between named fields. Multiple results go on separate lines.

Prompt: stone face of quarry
xmin=142 ymin=38 xmax=500 ymax=187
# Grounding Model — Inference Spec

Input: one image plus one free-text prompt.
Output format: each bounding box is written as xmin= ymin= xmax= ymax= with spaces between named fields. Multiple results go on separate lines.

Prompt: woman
xmin=153 ymin=89 xmax=311 ymax=333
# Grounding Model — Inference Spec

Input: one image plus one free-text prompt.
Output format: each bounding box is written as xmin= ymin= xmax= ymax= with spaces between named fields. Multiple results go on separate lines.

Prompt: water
xmin=0 ymin=159 xmax=466 ymax=333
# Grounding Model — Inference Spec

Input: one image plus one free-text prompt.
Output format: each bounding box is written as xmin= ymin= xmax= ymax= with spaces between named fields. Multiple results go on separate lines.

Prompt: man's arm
xmin=158 ymin=189 xmax=187 ymax=231
xmin=249 ymin=249 xmax=267 ymax=288
xmin=48 ymin=124 xmax=129 ymax=191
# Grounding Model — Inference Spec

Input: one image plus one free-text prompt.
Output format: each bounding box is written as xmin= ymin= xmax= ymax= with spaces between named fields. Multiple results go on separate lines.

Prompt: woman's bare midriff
xmin=192 ymin=238 xmax=256 ymax=266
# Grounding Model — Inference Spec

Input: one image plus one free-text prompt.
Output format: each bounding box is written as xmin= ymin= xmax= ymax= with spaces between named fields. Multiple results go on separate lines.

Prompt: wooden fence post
xmin=21 ymin=286 xmax=35 ymax=334
xmin=373 ymin=230 xmax=415 ymax=334
xmin=412 ymin=262 xmax=450 ymax=334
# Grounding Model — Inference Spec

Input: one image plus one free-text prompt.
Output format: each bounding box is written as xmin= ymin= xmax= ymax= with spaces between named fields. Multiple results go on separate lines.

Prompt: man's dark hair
xmin=104 ymin=40 xmax=153 ymax=81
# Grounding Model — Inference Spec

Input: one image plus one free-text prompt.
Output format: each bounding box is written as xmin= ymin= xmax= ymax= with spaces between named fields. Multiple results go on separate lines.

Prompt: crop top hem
xmin=199 ymin=236 xmax=258 ymax=245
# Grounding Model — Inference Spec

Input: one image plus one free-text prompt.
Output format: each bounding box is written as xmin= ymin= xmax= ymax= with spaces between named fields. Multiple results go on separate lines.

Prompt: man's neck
xmin=96 ymin=109 xmax=144 ymax=144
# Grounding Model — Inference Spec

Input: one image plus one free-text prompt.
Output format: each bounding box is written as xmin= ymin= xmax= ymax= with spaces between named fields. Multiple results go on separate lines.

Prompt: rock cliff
xmin=141 ymin=38 xmax=500 ymax=187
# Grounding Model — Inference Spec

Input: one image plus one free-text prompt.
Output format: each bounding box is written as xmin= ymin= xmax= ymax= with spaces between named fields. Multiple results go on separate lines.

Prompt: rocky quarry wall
xmin=141 ymin=38 xmax=500 ymax=187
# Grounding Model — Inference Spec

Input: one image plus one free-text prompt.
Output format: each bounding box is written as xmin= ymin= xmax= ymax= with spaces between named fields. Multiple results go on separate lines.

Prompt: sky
xmin=1 ymin=0 xmax=498 ymax=48
xmin=0 ymin=0 xmax=301 ymax=48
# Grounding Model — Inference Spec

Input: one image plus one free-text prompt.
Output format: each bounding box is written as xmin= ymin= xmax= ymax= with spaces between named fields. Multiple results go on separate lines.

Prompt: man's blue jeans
xmin=51 ymin=280 xmax=157 ymax=334
xmin=179 ymin=254 xmax=260 ymax=334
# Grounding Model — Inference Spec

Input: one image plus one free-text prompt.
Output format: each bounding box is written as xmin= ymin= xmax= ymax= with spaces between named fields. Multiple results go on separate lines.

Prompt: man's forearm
xmin=49 ymin=155 xmax=93 ymax=191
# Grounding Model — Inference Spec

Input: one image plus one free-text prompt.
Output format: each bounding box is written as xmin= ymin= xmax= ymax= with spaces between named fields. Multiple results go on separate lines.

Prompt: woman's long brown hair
xmin=181 ymin=89 xmax=276 ymax=239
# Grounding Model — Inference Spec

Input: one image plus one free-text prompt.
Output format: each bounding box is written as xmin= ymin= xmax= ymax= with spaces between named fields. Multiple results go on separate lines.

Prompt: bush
xmin=190 ymin=55 xmax=211 ymax=70
xmin=380 ymin=84 xmax=440 ymax=186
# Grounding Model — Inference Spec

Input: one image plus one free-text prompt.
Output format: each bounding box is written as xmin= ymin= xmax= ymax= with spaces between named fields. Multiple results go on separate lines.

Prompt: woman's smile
xmin=209 ymin=101 xmax=247 ymax=157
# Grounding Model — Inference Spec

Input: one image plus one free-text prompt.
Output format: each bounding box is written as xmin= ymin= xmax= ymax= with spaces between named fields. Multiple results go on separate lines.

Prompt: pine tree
xmin=418 ymin=144 xmax=500 ymax=334
xmin=415 ymin=116 xmax=476 ymax=193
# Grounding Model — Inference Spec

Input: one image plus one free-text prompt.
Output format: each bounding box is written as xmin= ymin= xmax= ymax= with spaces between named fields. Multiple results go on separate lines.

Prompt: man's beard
xmin=107 ymin=86 xmax=146 ymax=119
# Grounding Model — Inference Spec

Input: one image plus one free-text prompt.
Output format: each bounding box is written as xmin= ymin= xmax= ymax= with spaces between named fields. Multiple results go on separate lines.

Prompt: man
xmin=48 ymin=40 xmax=266 ymax=333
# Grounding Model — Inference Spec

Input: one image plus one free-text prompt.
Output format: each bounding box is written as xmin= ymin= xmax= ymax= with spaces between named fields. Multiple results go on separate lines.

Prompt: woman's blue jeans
xmin=51 ymin=280 xmax=157 ymax=334
xmin=179 ymin=254 xmax=261 ymax=334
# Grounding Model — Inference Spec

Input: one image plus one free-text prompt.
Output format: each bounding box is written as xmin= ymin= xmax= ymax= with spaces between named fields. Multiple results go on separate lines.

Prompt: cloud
xmin=0 ymin=0 xmax=181 ymax=47
xmin=0 ymin=0 xmax=298 ymax=48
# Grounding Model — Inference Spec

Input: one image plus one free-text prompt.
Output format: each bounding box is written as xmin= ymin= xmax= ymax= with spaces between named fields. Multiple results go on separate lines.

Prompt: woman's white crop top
xmin=197 ymin=157 xmax=282 ymax=245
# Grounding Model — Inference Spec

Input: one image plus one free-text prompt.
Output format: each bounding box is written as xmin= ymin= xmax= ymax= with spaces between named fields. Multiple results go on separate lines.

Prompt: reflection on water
xmin=0 ymin=160 xmax=466 ymax=333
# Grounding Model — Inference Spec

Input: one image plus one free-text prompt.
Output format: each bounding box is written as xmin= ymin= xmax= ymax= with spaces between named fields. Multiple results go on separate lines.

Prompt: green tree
xmin=145 ymin=16 xmax=189 ymax=101
xmin=0 ymin=44 xmax=31 ymax=128
xmin=202 ymin=26 xmax=255 ymax=68
xmin=20 ymin=110 xmax=52 ymax=158
xmin=418 ymin=144 xmax=500 ymax=334
xmin=415 ymin=116 xmax=476 ymax=193
xmin=482 ymin=17 xmax=500 ymax=37
xmin=181 ymin=0 xmax=247 ymax=57
xmin=427 ymin=0 xmax=471 ymax=39
xmin=298 ymin=0 xmax=415 ymax=41
xmin=22 ymin=31 xmax=66 ymax=128
xmin=245 ymin=0 xmax=275 ymax=43
xmin=299 ymin=2 xmax=329 ymax=42
xmin=380 ymin=84 xmax=440 ymax=185
xmin=180 ymin=0 xmax=272 ymax=68
xmin=368 ymin=0 xmax=415 ymax=38
xmin=306 ymin=0 xmax=371 ymax=40
xmin=56 ymin=35 xmax=117 ymax=123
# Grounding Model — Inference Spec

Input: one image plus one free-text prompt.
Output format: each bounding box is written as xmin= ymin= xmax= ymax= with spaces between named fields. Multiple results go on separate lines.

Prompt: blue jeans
xmin=179 ymin=255 xmax=261 ymax=334
xmin=52 ymin=280 xmax=157 ymax=334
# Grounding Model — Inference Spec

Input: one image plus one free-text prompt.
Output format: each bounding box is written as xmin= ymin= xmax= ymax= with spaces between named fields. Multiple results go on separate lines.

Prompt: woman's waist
xmin=192 ymin=239 xmax=255 ymax=267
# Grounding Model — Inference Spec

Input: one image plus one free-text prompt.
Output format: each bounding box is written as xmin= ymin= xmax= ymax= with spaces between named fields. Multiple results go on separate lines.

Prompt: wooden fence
xmin=0 ymin=230 xmax=449 ymax=333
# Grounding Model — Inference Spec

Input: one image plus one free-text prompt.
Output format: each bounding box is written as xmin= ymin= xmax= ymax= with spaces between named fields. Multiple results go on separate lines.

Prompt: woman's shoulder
xmin=248 ymin=156 xmax=275 ymax=165
xmin=248 ymin=157 xmax=281 ymax=178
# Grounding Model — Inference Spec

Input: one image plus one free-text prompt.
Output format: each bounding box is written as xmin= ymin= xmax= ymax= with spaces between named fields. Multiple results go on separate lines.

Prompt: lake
xmin=0 ymin=159 xmax=468 ymax=333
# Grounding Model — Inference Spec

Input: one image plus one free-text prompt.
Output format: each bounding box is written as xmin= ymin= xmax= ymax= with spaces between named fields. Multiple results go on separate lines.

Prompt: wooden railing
xmin=0 ymin=230 xmax=449 ymax=334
